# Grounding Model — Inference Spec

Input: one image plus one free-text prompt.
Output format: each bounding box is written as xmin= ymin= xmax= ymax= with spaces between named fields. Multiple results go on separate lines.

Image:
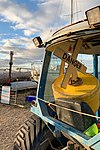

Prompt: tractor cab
xmin=32 ymin=6 xmax=100 ymax=149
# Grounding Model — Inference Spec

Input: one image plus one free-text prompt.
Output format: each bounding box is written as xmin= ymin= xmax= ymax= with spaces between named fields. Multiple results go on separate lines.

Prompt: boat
xmin=0 ymin=70 xmax=31 ymax=85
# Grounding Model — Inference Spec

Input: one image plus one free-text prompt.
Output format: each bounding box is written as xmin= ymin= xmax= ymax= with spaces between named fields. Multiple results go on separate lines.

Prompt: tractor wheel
xmin=13 ymin=115 xmax=65 ymax=150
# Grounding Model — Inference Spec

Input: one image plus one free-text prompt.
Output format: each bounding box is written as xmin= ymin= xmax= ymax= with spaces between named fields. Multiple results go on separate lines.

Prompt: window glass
xmin=44 ymin=54 xmax=61 ymax=102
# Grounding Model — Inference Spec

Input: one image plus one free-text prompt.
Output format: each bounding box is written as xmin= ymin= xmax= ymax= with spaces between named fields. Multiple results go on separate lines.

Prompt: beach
xmin=0 ymin=103 xmax=32 ymax=150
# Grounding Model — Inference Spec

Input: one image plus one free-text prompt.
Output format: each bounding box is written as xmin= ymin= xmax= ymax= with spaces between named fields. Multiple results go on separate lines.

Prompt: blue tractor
xmin=14 ymin=6 xmax=100 ymax=150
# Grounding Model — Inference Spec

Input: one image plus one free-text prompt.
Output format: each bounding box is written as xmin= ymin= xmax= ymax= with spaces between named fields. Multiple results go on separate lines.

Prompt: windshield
xmin=44 ymin=55 xmax=61 ymax=102
xmin=78 ymin=54 xmax=100 ymax=80
xmin=43 ymin=53 xmax=100 ymax=102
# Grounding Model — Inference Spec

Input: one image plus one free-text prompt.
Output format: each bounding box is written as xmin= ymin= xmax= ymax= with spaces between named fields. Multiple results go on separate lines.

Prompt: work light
xmin=33 ymin=36 xmax=44 ymax=48
xmin=86 ymin=6 xmax=100 ymax=27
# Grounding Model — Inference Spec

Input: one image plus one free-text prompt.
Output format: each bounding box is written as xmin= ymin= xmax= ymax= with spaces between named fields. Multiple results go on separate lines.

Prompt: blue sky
xmin=0 ymin=0 xmax=100 ymax=68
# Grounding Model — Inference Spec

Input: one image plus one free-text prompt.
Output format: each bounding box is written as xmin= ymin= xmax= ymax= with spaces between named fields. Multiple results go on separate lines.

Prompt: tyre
xmin=13 ymin=115 xmax=65 ymax=150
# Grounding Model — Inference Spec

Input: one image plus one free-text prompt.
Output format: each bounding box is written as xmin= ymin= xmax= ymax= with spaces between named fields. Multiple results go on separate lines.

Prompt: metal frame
xmin=93 ymin=55 xmax=98 ymax=79
xmin=31 ymin=50 xmax=100 ymax=149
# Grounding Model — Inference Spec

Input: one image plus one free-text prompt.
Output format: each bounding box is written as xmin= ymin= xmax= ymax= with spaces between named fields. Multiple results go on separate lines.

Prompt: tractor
xmin=14 ymin=6 xmax=100 ymax=150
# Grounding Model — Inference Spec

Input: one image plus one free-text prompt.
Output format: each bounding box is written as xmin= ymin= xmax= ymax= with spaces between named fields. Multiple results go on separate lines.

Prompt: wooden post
xmin=8 ymin=51 xmax=14 ymax=84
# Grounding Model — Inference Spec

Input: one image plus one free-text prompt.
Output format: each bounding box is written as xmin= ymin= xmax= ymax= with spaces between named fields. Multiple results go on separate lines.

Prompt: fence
xmin=0 ymin=87 xmax=37 ymax=106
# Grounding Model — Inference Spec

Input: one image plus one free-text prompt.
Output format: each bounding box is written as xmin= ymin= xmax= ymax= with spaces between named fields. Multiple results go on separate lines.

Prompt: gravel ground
xmin=0 ymin=103 xmax=32 ymax=150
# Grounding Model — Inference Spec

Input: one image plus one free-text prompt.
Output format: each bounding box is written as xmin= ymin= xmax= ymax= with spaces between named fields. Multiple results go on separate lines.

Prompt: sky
xmin=0 ymin=0 xmax=100 ymax=69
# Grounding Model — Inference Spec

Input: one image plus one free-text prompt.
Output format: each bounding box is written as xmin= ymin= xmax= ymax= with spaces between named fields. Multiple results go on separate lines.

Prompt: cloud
xmin=0 ymin=0 xmax=66 ymax=68
xmin=0 ymin=18 xmax=9 ymax=23
xmin=24 ymin=29 xmax=36 ymax=36
xmin=0 ymin=0 xmax=100 ymax=67
xmin=0 ymin=0 xmax=34 ymax=36
xmin=0 ymin=36 xmax=44 ymax=67
xmin=0 ymin=59 xmax=9 ymax=67
xmin=2 ymin=37 xmax=33 ymax=48
xmin=0 ymin=0 xmax=100 ymax=36
xmin=0 ymin=0 xmax=68 ymax=37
